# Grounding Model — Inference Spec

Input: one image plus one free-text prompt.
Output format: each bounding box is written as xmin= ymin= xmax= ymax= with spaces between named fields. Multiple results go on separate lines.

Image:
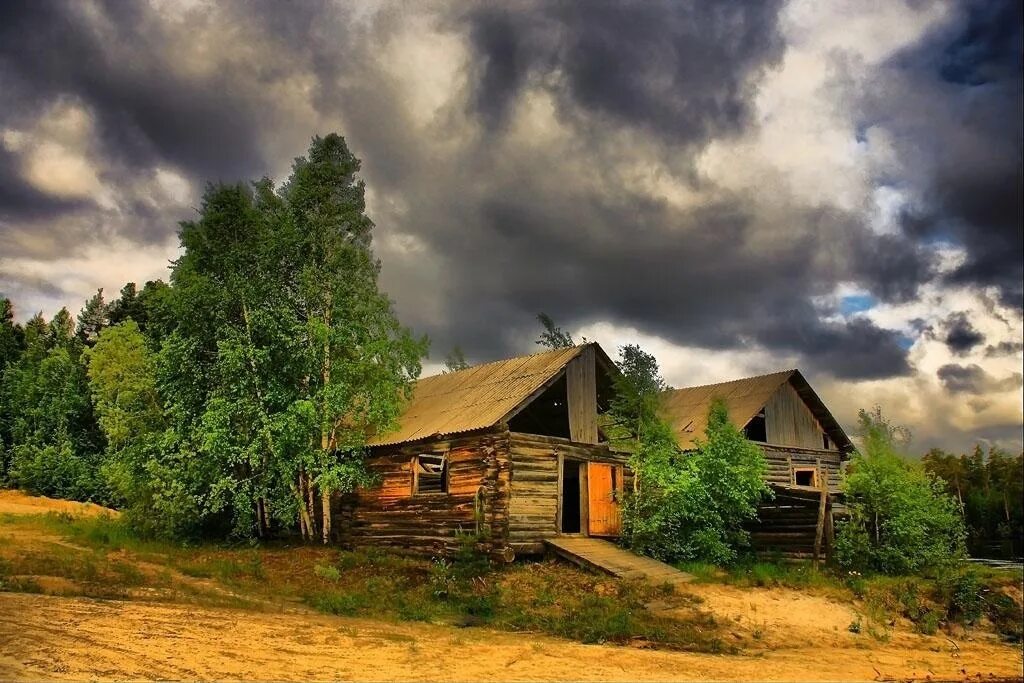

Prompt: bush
xmin=835 ymin=408 xmax=966 ymax=575
xmin=622 ymin=400 xmax=771 ymax=564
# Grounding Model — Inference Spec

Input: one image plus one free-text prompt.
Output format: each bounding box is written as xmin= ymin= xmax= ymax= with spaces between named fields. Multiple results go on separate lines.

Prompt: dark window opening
xmin=561 ymin=460 xmax=581 ymax=533
xmin=823 ymin=433 xmax=831 ymax=450
xmin=794 ymin=468 xmax=816 ymax=487
xmin=744 ymin=408 xmax=767 ymax=442
xmin=414 ymin=453 xmax=448 ymax=494
xmin=509 ymin=376 xmax=571 ymax=439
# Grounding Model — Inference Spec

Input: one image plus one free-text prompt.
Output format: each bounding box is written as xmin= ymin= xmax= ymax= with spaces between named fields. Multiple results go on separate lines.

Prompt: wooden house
xmin=331 ymin=343 xmax=630 ymax=559
xmin=659 ymin=370 xmax=854 ymax=559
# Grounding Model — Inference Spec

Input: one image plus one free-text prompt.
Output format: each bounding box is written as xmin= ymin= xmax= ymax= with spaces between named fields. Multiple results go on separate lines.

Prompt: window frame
xmin=792 ymin=466 xmax=818 ymax=488
xmin=412 ymin=452 xmax=449 ymax=496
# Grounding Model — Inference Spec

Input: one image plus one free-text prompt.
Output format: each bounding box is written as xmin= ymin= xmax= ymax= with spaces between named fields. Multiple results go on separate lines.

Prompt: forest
xmin=0 ymin=134 xmax=426 ymax=543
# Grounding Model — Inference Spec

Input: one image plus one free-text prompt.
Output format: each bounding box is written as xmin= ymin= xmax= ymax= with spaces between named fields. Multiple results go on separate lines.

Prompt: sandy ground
xmin=1 ymin=491 xmax=1022 ymax=682
xmin=2 ymin=592 xmax=1021 ymax=682
xmin=0 ymin=489 xmax=118 ymax=518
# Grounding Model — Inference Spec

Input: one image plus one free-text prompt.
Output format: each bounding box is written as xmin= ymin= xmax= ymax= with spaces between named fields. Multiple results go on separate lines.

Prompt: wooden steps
xmin=544 ymin=537 xmax=693 ymax=586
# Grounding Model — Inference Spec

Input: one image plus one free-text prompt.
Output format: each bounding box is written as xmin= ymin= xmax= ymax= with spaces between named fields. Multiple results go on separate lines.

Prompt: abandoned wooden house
xmin=331 ymin=343 xmax=630 ymax=559
xmin=332 ymin=342 xmax=853 ymax=563
xmin=659 ymin=370 xmax=854 ymax=560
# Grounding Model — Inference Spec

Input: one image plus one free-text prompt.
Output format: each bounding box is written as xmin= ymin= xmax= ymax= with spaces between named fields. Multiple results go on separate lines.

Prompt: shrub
xmin=835 ymin=408 xmax=966 ymax=575
xmin=622 ymin=400 xmax=771 ymax=564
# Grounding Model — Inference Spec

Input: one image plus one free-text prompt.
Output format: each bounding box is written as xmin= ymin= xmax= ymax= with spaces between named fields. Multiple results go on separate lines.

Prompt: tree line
xmin=1 ymin=134 xmax=426 ymax=542
xmin=923 ymin=446 xmax=1024 ymax=556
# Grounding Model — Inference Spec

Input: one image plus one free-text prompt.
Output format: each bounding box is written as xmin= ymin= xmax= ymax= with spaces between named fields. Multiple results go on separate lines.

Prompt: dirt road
xmin=2 ymin=592 xmax=1020 ymax=682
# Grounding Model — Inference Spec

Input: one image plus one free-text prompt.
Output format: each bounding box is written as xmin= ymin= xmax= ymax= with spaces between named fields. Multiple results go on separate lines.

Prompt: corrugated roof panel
xmin=368 ymin=345 xmax=586 ymax=447
xmin=660 ymin=371 xmax=793 ymax=450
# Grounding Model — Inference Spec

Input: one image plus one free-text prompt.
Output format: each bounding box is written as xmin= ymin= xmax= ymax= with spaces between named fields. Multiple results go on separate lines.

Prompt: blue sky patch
xmin=840 ymin=294 xmax=877 ymax=316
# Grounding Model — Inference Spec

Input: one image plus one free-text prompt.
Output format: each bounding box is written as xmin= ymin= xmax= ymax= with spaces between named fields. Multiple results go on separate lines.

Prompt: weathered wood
xmin=813 ymin=478 xmax=829 ymax=566
xmin=566 ymin=345 xmax=598 ymax=444
xmin=545 ymin=537 xmax=693 ymax=586
xmin=765 ymin=381 xmax=834 ymax=450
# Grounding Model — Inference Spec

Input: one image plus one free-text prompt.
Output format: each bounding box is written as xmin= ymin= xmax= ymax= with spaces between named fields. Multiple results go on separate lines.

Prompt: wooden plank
xmin=813 ymin=478 xmax=828 ymax=566
xmin=566 ymin=345 xmax=598 ymax=444
xmin=544 ymin=537 xmax=692 ymax=586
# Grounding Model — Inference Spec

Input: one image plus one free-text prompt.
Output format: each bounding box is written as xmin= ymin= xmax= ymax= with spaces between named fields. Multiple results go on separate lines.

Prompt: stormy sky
xmin=1 ymin=0 xmax=1021 ymax=453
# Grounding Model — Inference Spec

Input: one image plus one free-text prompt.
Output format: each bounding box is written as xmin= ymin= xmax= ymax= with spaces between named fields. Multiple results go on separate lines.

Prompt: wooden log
xmin=813 ymin=477 xmax=828 ymax=566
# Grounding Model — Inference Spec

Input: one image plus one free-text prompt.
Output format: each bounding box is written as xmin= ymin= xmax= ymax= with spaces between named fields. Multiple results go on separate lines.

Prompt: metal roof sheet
xmin=660 ymin=369 xmax=853 ymax=453
xmin=660 ymin=370 xmax=795 ymax=450
xmin=368 ymin=345 xmax=587 ymax=447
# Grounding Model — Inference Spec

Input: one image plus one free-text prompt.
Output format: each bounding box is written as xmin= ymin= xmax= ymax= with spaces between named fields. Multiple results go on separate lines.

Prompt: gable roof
xmin=659 ymin=369 xmax=852 ymax=452
xmin=369 ymin=343 xmax=604 ymax=447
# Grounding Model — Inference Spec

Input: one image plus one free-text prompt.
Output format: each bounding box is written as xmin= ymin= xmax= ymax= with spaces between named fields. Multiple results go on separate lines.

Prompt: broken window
xmin=822 ymin=433 xmax=831 ymax=450
xmin=744 ymin=408 xmax=767 ymax=442
xmin=793 ymin=467 xmax=817 ymax=488
xmin=413 ymin=453 xmax=448 ymax=495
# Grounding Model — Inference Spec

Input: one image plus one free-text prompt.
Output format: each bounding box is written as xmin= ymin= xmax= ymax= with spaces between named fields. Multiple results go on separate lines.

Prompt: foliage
xmin=609 ymin=344 xmax=769 ymax=564
xmin=442 ymin=346 xmax=470 ymax=373
xmin=1 ymin=307 xmax=106 ymax=500
xmin=835 ymin=407 xmax=967 ymax=575
xmin=924 ymin=445 xmax=1023 ymax=557
xmin=534 ymin=312 xmax=574 ymax=349
xmin=76 ymin=288 xmax=110 ymax=345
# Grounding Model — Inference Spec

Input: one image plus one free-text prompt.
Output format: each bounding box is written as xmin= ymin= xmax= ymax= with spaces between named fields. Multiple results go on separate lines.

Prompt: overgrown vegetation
xmin=609 ymin=345 xmax=770 ymax=564
xmin=0 ymin=134 xmax=426 ymax=542
xmin=0 ymin=511 xmax=726 ymax=652
xmin=924 ymin=445 xmax=1024 ymax=558
xmin=835 ymin=408 xmax=968 ymax=575
xmin=676 ymin=557 xmax=1023 ymax=642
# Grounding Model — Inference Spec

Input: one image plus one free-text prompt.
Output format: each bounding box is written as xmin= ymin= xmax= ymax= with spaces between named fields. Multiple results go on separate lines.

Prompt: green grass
xmin=0 ymin=511 xmax=729 ymax=652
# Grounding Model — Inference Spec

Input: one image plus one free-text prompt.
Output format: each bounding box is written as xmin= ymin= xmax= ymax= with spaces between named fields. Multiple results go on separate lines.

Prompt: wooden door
xmin=587 ymin=463 xmax=622 ymax=536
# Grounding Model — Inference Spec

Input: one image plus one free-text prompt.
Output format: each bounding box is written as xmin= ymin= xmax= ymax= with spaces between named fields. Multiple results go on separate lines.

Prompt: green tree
xmin=160 ymin=134 xmax=425 ymax=542
xmin=2 ymin=309 xmax=106 ymax=500
xmin=835 ymin=408 xmax=966 ymax=574
xmin=83 ymin=321 xmax=203 ymax=537
xmin=77 ymin=289 xmax=110 ymax=345
xmin=535 ymin=312 xmax=574 ymax=349
xmin=443 ymin=346 xmax=470 ymax=373
xmin=279 ymin=133 xmax=426 ymax=542
xmin=0 ymin=298 xmax=24 ymax=371
xmin=609 ymin=345 xmax=769 ymax=563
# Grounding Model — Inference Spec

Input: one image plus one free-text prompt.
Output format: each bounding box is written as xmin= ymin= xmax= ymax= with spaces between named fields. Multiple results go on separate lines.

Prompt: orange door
xmin=587 ymin=463 xmax=622 ymax=536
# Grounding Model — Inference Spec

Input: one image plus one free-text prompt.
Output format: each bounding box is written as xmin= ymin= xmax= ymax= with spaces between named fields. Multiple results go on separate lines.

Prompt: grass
xmin=675 ymin=554 xmax=1024 ymax=643
xmin=0 ymin=511 xmax=728 ymax=652
xmin=4 ymin=509 xmax=1019 ymax=649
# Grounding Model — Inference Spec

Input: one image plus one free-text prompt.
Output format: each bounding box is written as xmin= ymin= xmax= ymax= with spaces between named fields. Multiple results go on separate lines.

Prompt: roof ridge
xmin=664 ymin=369 xmax=796 ymax=393
xmin=420 ymin=343 xmax=587 ymax=381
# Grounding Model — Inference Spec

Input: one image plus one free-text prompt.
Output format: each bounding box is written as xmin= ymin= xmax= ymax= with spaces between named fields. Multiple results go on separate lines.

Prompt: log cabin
xmin=659 ymin=370 xmax=854 ymax=559
xmin=331 ymin=343 xmax=631 ymax=559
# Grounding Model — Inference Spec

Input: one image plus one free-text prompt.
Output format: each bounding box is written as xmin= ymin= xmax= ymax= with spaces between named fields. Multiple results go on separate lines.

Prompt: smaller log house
xmin=659 ymin=370 xmax=854 ymax=559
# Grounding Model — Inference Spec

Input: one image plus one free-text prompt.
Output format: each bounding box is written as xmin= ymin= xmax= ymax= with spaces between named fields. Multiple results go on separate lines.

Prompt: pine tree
xmin=77 ymin=289 xmax=109 ymax=345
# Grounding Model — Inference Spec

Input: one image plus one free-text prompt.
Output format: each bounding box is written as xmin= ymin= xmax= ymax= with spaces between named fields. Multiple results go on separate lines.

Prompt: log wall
xmin=749 ymin=486 xmax=835 ymax=560
xmin=507 ymin=432 xmax=630 ymax=555
xmin=332 ymin=428 xmax=511 ymax=557
xmin=761 ymin=444 xmax=844 ymax=492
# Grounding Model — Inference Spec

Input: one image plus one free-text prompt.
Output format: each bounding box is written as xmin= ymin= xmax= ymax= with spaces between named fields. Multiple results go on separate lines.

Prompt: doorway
xmin=560 ymin=459 xmax=582 ymax=533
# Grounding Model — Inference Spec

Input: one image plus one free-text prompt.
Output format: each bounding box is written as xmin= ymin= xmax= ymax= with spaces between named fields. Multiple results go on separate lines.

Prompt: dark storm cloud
xmin=868 ymin=0 xmax=1023 ymax=309
xmin=937 ymin=363 xmax=1023 ymax=394
xmin=0 ymin=0 xmax=1016 ymax=390
xmin=0 ymin=147 xmax=84 ymax=221
xmin=941 ymin=311 xmax=986 ymax=355
xmin=985 ymin=340 xmax=1024 ymax=357
xmin=465 ymin=0 xmax=786 ymax=142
